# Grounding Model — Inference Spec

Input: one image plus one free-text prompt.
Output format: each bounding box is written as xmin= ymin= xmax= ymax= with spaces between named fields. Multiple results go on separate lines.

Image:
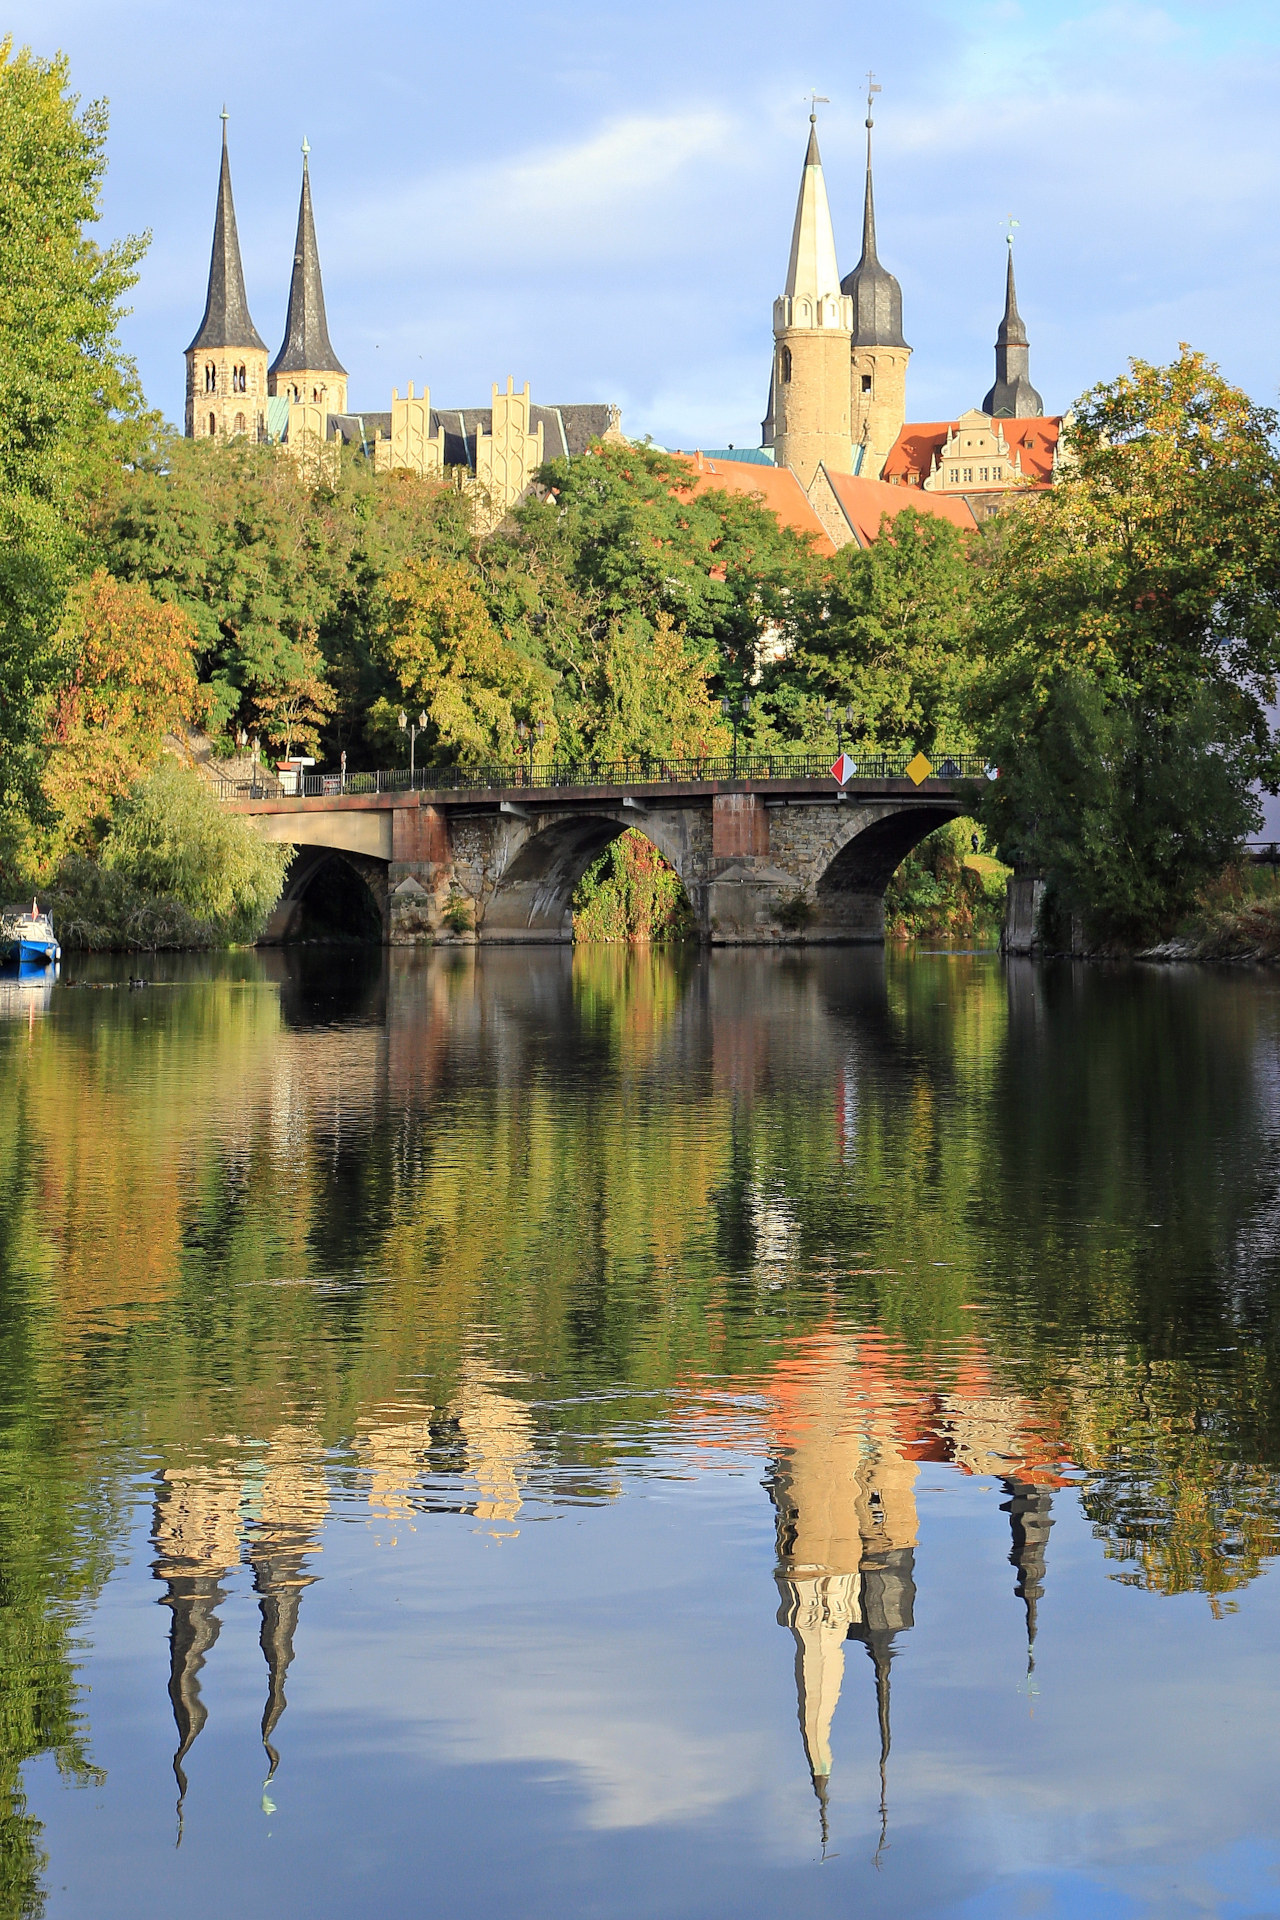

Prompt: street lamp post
xmin=398 ymin=709 xmax=427 ymax=787
xmin=721 ymin=692 xmax=752 ymax=780
xmin=824 ymin=702 xmax=858 ymax=760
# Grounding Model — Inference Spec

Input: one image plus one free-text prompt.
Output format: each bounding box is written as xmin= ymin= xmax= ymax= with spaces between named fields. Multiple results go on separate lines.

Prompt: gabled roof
xmin=882 ymin=416 xmax=1061 ymax=488
xmin=270 ymin=151 xmax=345 ymax=378
xmin=675 ymin=452 xmax=836 ymax=555
xmin=187 ymin=123 xmax=266 ymax=355
xmin=813 ymin=467 xmax=977 ymax=546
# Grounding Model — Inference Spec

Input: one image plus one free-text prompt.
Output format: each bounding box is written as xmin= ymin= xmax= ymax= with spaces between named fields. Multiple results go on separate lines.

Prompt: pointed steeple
xmin=841 ymin=89 xmax=907 ymax=348
xmin=981 ymin=238 xmax=1044 ymax=418
xmin=1001 ymin=1478 xmax=1054 ymax=1664
xmin=783 ymin=116 xmax=843 ymax=304
xmin=187 ymin=113 xmax=266 ymax=354
xmin=270 ymin=141 xmax=346 ymax=380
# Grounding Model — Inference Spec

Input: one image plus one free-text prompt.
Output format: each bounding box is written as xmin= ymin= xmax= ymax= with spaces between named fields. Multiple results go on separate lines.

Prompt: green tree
xmin=98 ymin=434 xmax=341 ymax=741
xmin=0 ymin=39 xmax=147 ymax=837
xmin=973 ymin=348 xmax=1280 ymax=944
xmin=369 ymin=555 xmax=554 ymax=761
xmin=775 ymin=507 xmax=978 ymax=754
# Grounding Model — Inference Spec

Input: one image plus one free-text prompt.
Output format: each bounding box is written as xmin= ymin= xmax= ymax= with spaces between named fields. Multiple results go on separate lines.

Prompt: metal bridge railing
xmin=211 ymin=749 xmax=990 ymax=803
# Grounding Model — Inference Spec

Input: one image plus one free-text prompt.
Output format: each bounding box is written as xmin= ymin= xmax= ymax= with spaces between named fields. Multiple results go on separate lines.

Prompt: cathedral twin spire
xmin=186 ymin=115 xmax=266 ymax=356
xmin=186 ymin=117 xmax=345 ymax=438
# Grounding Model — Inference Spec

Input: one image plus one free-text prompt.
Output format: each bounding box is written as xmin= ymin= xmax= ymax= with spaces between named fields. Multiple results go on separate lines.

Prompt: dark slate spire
xmin=270 ymin=142 xmax=346 ymax=378
xmin=981 ymin=243 xmax=1044 ymax=418
xmin=840 ymin=84 xmax=907 ymax=348
xmin=187 ymin=113 xmax=266 ymax=354
xmin=1001 ymin=1477 xmax=1054 ymax=1667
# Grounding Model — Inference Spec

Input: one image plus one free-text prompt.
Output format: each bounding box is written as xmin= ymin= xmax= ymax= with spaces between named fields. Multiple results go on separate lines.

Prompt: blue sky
xmin=12 ymin=0 xmax=1280 ymax=447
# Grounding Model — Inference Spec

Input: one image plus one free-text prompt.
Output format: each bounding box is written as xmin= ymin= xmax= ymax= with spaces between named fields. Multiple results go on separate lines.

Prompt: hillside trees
xmin=973 ymin=349 xmax=1280 ymax=944
xmin=35 ymin=572 xmax=204 ymax=867
xmin=0 ymin=39 xmax=147 ymax=834
xmin=772 ymin=507 xmax=979 ymax=754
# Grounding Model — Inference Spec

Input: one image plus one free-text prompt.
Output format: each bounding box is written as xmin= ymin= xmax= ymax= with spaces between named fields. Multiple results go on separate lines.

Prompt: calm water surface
xmin=2 ymin=946 xmax=1279 ymax=1918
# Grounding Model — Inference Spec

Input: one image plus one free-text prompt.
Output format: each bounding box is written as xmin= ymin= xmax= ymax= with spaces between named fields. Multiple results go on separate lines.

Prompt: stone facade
xmin=851 ymin=343 xmax=909 ymax=480
xmin=185 ymin=343 xmax=269 ymax=442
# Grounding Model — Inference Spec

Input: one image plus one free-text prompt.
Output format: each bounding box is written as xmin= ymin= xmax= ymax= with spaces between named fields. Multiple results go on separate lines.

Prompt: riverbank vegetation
xmin=4 ymin=38 xmax=1280 ymax=951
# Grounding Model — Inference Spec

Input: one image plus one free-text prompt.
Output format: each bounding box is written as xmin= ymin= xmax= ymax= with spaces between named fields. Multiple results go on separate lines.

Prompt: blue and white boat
xmin=0 ymin=901 xmax=61 ymax=971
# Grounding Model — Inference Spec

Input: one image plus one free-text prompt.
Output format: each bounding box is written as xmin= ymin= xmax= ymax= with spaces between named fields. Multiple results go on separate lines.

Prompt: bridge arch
xmin=481 ymin=809 xmax=697 ymax=942
xmin=756 ymin=799 xmax=963 ymax=942
xmin=260 ymin=845 xmax=388 ymax=944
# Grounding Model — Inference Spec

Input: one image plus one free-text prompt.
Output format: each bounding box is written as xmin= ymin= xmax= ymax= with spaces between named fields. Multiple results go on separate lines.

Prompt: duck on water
xmin=0 ymin=901 xmax=61 ymax=972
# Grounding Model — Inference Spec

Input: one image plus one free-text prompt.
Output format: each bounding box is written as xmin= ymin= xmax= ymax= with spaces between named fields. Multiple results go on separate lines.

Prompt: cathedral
xmin=758 ymin=96 xmax=1062 ymax=521
xmin=184 ymin=118 xmax=620 ymax=526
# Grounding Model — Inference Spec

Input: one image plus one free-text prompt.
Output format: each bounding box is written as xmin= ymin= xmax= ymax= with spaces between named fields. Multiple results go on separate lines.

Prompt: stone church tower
xmin=185 ymin=116 xmax=269 ymax=440
xmin=762 ymin=117 xmax=854 ymax=487
xmin=842 ymin=99 xmax=910 ymax=478
xmin=268 ymin=143 xmax=347 ymax=414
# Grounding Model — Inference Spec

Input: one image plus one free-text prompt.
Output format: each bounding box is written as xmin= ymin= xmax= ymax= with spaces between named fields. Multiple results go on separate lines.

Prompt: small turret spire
xmin=981 ymin=226 xmax=1044 ymax=418
xmin=187 ymin=115 xmax=266 ymax=354
xmin=270 ymin=143 xmax=346 ymax=381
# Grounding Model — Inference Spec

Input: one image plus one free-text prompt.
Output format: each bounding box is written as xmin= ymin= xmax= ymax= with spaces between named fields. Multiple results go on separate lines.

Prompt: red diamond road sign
xmin=831 ymin=753 xmax=855 ymax=786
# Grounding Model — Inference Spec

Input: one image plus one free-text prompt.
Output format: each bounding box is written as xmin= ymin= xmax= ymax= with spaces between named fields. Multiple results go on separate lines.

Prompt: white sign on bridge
xmin=830 ymin=753 xmax=856 ymax=786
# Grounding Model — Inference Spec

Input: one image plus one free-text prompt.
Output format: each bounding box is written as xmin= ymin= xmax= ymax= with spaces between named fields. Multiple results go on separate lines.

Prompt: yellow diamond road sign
xmin=906 ymin=751 xmax=933 ymax=786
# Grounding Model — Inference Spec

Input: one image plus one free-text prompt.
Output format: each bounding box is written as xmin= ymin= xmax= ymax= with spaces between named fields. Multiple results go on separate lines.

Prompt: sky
xmin=12 ymin=0 xmax=1280 ymax=448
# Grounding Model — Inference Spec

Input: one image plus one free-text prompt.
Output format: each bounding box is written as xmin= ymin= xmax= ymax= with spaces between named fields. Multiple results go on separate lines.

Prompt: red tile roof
xmin=819 ymin=466 xmax=977 ymax=543
xmin=882 ymin=417 xmax=1060 ymax=488
xmin=674 ymin=452 xmax=836 ymax=556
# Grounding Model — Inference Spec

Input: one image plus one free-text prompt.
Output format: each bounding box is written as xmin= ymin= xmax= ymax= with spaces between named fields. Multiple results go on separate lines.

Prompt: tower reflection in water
xmin=148 ymin=1360 xmax=535 ymax=1833
xmin=766 ymin=1331 xmax=1065 ymax=1851
xmin=150 ymin=1335 xmax=1064 ymax=1848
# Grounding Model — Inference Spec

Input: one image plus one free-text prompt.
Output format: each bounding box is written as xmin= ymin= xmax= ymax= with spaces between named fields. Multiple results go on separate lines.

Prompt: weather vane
xmin=866 ymin=71 xmax=881 ymax=126
xmin=808 ymin=91 xmax=830 ymax=121
xmin=1005 ymin=214 xmax=1020 ymax=247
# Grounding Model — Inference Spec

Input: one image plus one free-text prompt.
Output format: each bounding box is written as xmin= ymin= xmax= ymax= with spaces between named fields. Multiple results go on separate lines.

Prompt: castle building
xmin=185 ymin=124 xmax=621 ymax=527
xmin=756 ymin=102 xmax=1063 ymax=536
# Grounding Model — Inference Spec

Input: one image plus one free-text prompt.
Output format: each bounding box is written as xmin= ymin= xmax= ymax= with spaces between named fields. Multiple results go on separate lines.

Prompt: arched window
xmin=234 ymin=412 xmax=246 ymax=435
xmin=208 ymin=412 xmax=217 ymax=436
xmin=780 ymin=345 xmax=792 ymax=384
xmin=205 ymin=362 xmax=216 ymax=393
xmin=234 ymin=364 xmax=246 ymax=393
xmin=311 ymin=386 xmax=320 ymax=403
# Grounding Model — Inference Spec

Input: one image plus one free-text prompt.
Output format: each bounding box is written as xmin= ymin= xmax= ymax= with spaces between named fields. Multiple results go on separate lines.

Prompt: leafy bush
xmin=884 ymin=818 xmax=1008 ymax=943
xmin=34 ymin=758 xmax=294 ymax=947
xmin=573 ymin=830 xmax=694 ymax=942
xmin=43 ymin=858 xmax=223 ymax=950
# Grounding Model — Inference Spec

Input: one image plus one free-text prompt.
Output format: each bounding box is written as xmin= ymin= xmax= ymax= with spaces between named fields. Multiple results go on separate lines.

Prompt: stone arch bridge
xmin=228 ymin=766 xmax=978 ymax=945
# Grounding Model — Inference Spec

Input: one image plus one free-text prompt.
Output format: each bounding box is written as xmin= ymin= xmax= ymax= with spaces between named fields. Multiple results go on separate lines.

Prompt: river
xmin=1 ymin=946 xmax=1278 ymax=1918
